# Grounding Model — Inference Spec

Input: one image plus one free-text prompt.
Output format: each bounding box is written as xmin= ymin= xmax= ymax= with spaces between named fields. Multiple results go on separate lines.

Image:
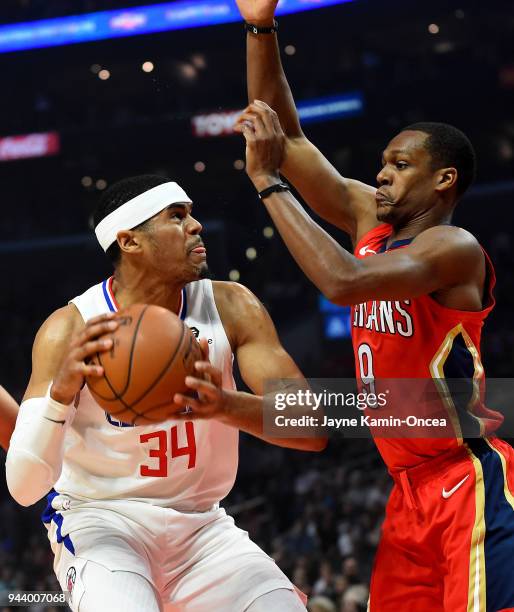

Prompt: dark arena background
xmin=1 ymin=1 xmax=514 ymax=611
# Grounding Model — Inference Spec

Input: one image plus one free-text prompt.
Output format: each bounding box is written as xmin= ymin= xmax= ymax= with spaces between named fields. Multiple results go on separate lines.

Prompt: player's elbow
xmin=7 ymin=482 xmax=39 ymax=507
xmin=322 ymin=266 xmax=364 ymax=307
xmin=323 ymin=281 xmax=356 ymax=307
xmin=6 ymin=449 xmax=54 ymax=506
xmin=323 ymin=289 xmax=351 ymax=307
xmin=0 ymin=433 xmax=10 ymax=453
xmin=6 ymin=472 xmax=40 ymax=506
xmin=292 ymin=436 xmax=328 ymax=452
xmin=306 ymin=436 xmax=328 ymax=452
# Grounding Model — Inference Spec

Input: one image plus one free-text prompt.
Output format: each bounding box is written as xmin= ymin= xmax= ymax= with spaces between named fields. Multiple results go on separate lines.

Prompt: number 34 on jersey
xmin=140 ymin=422 xmax=197 ymax=477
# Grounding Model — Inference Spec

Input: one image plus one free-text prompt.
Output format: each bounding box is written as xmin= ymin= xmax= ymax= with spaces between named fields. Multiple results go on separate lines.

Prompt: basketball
xmin=86 ymin=303 xmax=203 ymax=425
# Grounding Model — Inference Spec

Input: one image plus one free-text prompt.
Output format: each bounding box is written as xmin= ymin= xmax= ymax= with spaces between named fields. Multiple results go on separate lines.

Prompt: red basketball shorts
xmin=369 ymin=438 xmax=514 ymax=612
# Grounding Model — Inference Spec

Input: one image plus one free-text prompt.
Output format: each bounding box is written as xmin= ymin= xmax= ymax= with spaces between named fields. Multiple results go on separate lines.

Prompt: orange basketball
xmin=86 ymin=303 xmax=203 ymax=425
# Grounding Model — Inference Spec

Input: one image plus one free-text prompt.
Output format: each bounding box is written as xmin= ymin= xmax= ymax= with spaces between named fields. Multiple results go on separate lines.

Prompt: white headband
xmin=95 ymin=182 xmax=192 ymax=251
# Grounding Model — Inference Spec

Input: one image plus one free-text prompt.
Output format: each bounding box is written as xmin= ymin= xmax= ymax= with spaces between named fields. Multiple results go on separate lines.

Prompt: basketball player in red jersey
xmin=234 ymin=1 xmax=514 ymax=610
xmin=0 ymin=386 xmax=18 ymax=450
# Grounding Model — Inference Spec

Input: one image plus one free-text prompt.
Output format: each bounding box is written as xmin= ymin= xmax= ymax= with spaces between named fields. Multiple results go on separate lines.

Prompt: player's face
xmin=375 ymin=131 xmax=441 ymax=225
xmin=141 ymin=204 xmax=209 ymax=282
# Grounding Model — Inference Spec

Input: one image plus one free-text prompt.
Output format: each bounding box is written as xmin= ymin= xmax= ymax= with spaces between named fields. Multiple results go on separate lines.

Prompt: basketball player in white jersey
xmin=0 ymin=386 xmax=18 ymax=450
xmin=6 ymin=174 xmax=325 ymax=612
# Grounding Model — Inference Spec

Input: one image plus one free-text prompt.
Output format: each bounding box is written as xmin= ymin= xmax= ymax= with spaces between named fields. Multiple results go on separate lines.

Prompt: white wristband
xmin=45 ymin=383 xmax=75 ymax=424
xmin=5 ymin=384 xmax=76 ymax=506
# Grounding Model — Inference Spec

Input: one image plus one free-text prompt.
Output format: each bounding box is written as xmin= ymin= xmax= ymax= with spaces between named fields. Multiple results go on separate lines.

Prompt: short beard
xmin=376 ymin=203 xmax=400 ymax=225
xmin=376 ymin=209 xmax=393 ymax=223
xmin=198 ymin=263 xmax=212 ymax=280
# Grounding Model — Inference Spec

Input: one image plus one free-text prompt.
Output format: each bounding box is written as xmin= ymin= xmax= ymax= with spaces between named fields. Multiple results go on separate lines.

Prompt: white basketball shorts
xmin=42 ymin=492 xmax=305 ymax=611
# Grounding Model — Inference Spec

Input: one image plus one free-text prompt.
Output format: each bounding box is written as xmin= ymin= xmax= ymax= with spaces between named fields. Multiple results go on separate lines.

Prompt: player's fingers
xmin=241 ymin=124 xmax=257 ymax=143
xmin=173 ymin=393 xmax=202 ymax=408
xmin=232 ymin=119 xmax=255 ymax=134
xmin=82 ymin=363 xmax=104 ymax=377
xmin=185 ymin=376 xmax=218 ymax=399
xmin=237 ymin=104 xmax=265 ymax=120
xmin=247 ymin=111 xmax=267 ymax=137
xmin=67 ymin=359 xmax=103 ymax=378
xmin=253 ymin=99 xmax=273 ymax=112
xmin=249 ymin=101 xmax=273 ymax=115
xmin=252 ymin=101 xmax=276 ymax=131
xmin=173 ymin=412 xmax=208 ymax=420
xmin=74 ymin=337 xmax=113 ymax=360
xmin=234 ymin=113 xmax=260 ymax=133
xmin=248 ymin=101 xmax=274 ymax=122
xmin=259 ymin=113 xmax=275 ymax=135
xmin=85 ymin=312 xmax=117 ymax=326
xmin=84 ymin=319 xmax=119 ymax=337
xmin=194 ymin=362 xmax=222 ymax=387
xmin=240 ymin=114 xmax=274 ymax=137
xmin=237 ymin=111 xmax=259 ymax=124
xmin=254 ymin=100 xmax=282 ymax=134
xmin=198 ymin=338 xmax=210 ymax=360
xmin=234 ymin=118 xmax=254 ymax=134
xmin=240 ymin=121 xmax=257 ymax=137
xmin=267 ymin=105 xmax=284 ymax=136
xmin=173 ymin=394 xmax=205 ymax=413
xmin=77 ymin=320 xmax=118 ymax=344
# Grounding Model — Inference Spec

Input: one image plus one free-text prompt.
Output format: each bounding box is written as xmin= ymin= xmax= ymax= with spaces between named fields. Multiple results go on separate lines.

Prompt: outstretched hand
xmin=234 ymin=100 xmax=286 ymax=189
xmin=173 ymin=338 xmax=228 ymax=420
xmin=235 ymin=0 xmax=278 ymax=25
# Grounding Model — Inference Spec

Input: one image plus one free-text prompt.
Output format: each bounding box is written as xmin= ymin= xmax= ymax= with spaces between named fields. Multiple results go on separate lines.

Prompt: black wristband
xmin=244 ymin=20 xmax=278 ymax=35
xmin=258 ymin=182 xmax=290 ymax=200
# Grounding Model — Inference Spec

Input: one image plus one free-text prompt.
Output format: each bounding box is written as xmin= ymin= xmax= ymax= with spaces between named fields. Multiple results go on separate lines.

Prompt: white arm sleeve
xmin=5 ymin=388 xmax=76 ymax=507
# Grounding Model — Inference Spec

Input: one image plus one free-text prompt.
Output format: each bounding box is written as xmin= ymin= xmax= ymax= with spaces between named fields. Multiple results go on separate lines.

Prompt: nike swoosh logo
xmin=358 ymin=245 xmax=377 ymax=256
xmin=44 ymin=416 xmax=65 ymax=425
xmin=442 ymin=474 xmax=470 ymax=499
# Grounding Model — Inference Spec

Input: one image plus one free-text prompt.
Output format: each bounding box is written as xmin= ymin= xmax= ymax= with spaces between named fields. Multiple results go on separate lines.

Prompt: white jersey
xmin=54 ymin=277 xmax=239 ymax=512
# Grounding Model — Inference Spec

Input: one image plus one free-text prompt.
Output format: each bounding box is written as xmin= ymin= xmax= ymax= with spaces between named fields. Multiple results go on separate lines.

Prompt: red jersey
xmin=352 ymin=224 xmax=503 ymax=471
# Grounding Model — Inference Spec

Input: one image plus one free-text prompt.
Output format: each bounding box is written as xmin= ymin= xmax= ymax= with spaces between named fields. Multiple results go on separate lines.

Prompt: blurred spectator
xmin=340 ymin=584 xmax=369 ymax=612
xmin=309 ymin=595 xmax=337 ymax=612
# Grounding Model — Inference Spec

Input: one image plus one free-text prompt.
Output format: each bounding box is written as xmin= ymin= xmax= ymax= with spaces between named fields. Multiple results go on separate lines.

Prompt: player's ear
xmin=116 ymin=230 xmax=143 ymax=254
xmin=435 ymin=167 xmax=458 ymax=193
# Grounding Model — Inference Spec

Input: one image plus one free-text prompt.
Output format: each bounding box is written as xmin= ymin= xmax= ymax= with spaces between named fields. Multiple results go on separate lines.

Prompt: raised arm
xmin=235 ymin=0 xmax=378 ymax=242
xmin=0 ymin=387 xmax=18 ymax=451
xmin=237 ymin=102 xmax=485 ymax=307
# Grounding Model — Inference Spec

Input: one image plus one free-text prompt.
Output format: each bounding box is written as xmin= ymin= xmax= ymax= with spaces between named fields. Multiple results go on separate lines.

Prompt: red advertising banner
xmin=191 ymin=110 xmax=242 ymax=138
xmin=0 ymin=131 xmax=60 ymax=161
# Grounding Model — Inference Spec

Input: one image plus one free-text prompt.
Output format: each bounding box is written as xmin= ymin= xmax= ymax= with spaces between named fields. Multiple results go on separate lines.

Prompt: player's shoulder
xmin=212 ymin=281 xmax=271 ymax=346
xmin=34 ymin=304 xmax=83 ymax=350
xmin=415 ymin=224 xmax=478 ymax=242
xmin=413 ymin=225 xmax=482 ymax=256
xmin=412 ymin=225 xmax=484 ymax=283
xmin=212 ymin=281 xmax=264 ymax=315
